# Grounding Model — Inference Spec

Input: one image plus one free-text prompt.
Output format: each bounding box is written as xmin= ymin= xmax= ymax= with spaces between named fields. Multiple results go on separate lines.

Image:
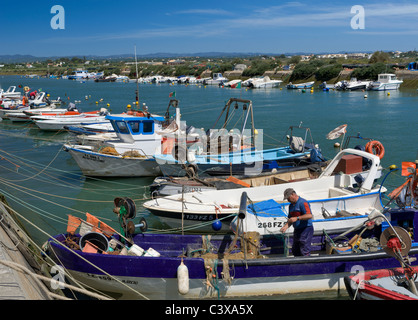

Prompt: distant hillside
xmin=0 ymin=51 xmax=377 ymax=63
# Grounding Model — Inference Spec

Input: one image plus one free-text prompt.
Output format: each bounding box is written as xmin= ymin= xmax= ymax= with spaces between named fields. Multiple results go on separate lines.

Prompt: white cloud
xmin=166 ymin=9 xmax=233 ymax=16
xmin=40 ymin=2 xmax=418 ymax=43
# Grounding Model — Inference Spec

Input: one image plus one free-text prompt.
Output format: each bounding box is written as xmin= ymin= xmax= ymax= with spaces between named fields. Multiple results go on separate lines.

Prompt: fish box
xmin=333 ymin=155 xmax=363 ymax=174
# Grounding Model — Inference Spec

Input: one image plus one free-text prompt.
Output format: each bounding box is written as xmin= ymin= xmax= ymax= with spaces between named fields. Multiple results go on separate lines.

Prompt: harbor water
xmin=0 ymin=75 xmax=417 ymax=300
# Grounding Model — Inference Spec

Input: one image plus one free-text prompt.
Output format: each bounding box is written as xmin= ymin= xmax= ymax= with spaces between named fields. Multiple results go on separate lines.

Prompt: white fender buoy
xmin=177 ymin=260 xmax=189 ymax=295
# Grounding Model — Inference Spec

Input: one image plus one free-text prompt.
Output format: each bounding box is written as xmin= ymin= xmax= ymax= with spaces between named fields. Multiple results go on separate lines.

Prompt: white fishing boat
xmin=63 ymin=112 xmax=166 ymax=177
xmin=5 ymin=92 xmax=58 ymax=121
xmin=34 ymin=113 xmax=108 ymax=131
xmin=68 ymin=70 xmax=100 ymax=80
xmin=203 ymin=73 xmax=228 ymax=85
xmin=177 ymin=76 xmax=197 ymax=84
xmin=345 ymin=78 xmax=371 ymax=91
xmin=0 ymin=98 xmax=27 ymax=119
xmin=0 ymin=86 xmax=22 ymax=99
xmin=368 ymin=74 xmax=403 ymax=91
xmin=242 ymin=78 xmax=256 ymax=87
xmin=143 ymin=148 xmax=385 ymax=233
xmin=248 ymin=76 xmax=282 ymax=89
xmin=62 ymin=100 xmax=186 ymax=177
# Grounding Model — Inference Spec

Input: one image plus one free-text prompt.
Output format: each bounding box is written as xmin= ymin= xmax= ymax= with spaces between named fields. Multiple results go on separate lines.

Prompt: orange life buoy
xmin=365 ymin=140 xmax=385 ymax=159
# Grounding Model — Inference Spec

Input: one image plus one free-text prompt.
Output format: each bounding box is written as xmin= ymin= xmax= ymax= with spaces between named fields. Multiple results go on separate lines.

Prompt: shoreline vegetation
xmin=2 ymin=51 xmax=418 ymax=88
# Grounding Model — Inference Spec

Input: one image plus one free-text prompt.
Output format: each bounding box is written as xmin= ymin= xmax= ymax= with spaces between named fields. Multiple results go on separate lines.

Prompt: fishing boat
xmin=143 ymin=148 xmax=384 ymax=233
xmin=0 ymin=100 xmax=27 ymax=119
xmin=286 ymin=81 xmax=315 ymax=89
xmin=94 ymin=76 xmax=117 ymax=82
xmin=154 ymin=99 xmax=320 ymax=178
xmin=30 ymin=109 xmax=100 ymax=121
xmin=62 ymin=100 xmax=188 ymax=177
xmin=154 ymin=145 xmax=316 ymax=178
xmin=33 ymin=108 xmax=109 ymax=131
xmin=248 ymin=76 xmax=282 ymax=89
xmin=0 ymin=86 xmax=22 ymax=99
xmin=368 ymin=73 xmax=403 ymax=91
xmin=337 ymin=78 xmax=372 ymax=91
xmin=45 ymin=187 xmax=418 ymax=299
xmin=203 ymin=73 xmax=228 ymax=85
xmin=67 ymin=70 xmax=100 ymax=80
xmin=149 ymin=163 xmax=325 ymax=197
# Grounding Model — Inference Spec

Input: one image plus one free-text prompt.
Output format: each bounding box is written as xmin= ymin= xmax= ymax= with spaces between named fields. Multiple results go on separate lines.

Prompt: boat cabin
xmin=377 ymin=74 xmax=399 ymax=83
xmin=105 ymin=113 xmax=165 ymax=155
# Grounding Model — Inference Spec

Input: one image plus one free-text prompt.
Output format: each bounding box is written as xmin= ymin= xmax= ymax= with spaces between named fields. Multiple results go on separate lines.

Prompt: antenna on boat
xmin=134 ymin=45 xmax=140 ymax=106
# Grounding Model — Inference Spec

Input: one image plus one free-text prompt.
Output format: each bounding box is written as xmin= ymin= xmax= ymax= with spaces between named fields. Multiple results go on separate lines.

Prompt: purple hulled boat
xmin=46 ymin=205 xmax=418 ymax=299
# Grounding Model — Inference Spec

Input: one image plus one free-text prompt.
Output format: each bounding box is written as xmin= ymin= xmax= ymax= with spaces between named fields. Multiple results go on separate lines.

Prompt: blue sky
xmin=2 ymin=0 xmax=418 ymax=56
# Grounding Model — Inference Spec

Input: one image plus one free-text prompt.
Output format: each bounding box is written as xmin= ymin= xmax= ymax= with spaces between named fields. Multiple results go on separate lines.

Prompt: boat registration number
xmin=257 ymin=221 xmax=284 ymax=229
xmin=183 ymin=187 xmax=203 ymax=193
xmin=82 ymin=154 xmax=105 ymax=162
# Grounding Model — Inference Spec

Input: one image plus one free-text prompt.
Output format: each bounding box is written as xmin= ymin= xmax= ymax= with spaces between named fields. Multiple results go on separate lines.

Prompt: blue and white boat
xmin=154 ymin=99 xmax=321 ymax=177
xmin=154 ymin=144 xmax=316 ymax=178
xmin=68 ymin=70 xmax=103 ymax=80
xmin=64 ymin=110 xmax=167 ymax=177
xmin=63 ymin=99 xmax=202 ymax=177
xmin=286 ymin=81 xmax=315 ymax=89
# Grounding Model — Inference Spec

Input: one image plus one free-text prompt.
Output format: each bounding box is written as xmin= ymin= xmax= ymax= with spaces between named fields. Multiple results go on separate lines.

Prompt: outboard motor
xmin=67 ymin=102 xmax=77 ymax=111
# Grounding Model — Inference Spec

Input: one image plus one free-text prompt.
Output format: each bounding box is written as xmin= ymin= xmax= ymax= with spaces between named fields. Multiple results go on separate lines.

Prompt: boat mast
xmin=134 ymin=45 xmax=139 ymax=108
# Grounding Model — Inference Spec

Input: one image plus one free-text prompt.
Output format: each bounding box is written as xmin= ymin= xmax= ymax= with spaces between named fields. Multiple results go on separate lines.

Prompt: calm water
xmin=0 ymin=75 xmax=417 ymax=299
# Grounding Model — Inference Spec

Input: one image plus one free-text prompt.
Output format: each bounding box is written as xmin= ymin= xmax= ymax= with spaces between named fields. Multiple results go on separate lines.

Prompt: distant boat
xmin=335 ymin=78 xmax=371 ymax=91
xmin=223 ymin=79 xmax=242 ymax=88
xmin=286 ymin=81 xmax=315 ymax=89
xmin=94 ymin=76 xmax=117 ymax=82
xmin=203 ymin=73 xmax=228 ymax=85
xmin=368 ymin=73 xmax=403 ymax=91
xmin=0 ymin=86 xmax=22 ymax=99
xmin=248 ymin=76 xmax=282 ymax=89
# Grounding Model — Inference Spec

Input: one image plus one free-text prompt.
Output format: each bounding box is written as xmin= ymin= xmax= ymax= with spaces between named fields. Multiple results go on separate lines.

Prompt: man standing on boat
xmin=280 ymin=188 xmax=313 ymax=256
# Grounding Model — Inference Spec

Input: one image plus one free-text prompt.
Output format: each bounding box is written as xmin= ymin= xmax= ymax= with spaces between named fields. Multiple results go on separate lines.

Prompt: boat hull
xmin=369 ymin=82 xmax=402 ymax=91
xmin=146 ymin=191 xmax=382 ymax=234
xmin=64 ymin=146 xmax=161 ymax=177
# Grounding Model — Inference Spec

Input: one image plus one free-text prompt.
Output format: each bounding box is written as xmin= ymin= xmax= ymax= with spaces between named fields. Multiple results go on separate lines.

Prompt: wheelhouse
xmin=107 ymin=115 xmax=164 ymax=136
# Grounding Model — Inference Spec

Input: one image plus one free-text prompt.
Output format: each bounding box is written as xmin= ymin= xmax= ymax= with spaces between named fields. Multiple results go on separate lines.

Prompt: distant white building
xmin=346 ymin=53 xmax=369 ymax=59
xmin=317 ymin=53 xmax=347 ymax=59
xmin=300 ymin=54 xmax=314 ymax=61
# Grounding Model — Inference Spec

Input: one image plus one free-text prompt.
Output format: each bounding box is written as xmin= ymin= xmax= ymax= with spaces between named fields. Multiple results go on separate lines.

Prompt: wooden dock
xmin=0 ymin=200 xmax=52 ymax=299
xmin=0 ymin=196 xmax=112 ymax=300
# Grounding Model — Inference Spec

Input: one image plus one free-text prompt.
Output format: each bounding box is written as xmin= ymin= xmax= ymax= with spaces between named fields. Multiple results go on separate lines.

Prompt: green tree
xmin=369 ymin=51 xmax=390 ymax=63
xmin=290 ymin=62 xmax=317 ymax=80
xmin=289 ymin=55 xmax=301 ymax=64
xmin=315 ymin=64 xmax=342 ymax=81
xmin=351 ymin=62 xmax=390 ymax=80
